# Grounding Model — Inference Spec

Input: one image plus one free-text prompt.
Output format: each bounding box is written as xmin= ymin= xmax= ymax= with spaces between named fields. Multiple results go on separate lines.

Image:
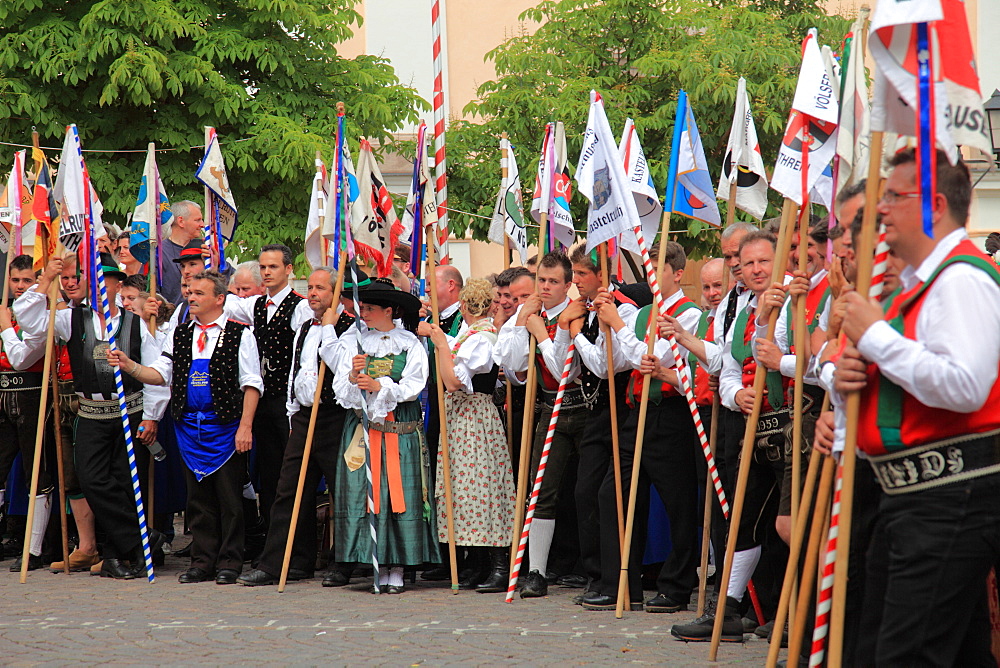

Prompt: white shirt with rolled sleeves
xmin=573 ymin=307 xmax=635 ymax=379
xmin=493 ymin=298 xmax=579 ymax=386
xmin=12 ymin=289 xmax=169 ymax=421
xmin=827 ymin=228 xmax=1000 ymax=455
xmin=611 ymin=290 xmax=702 ymax=373
xmin=752 ymin=278 xmax=823 ymax=388
xmin=147 ymin=313 xmax=264 ymax=399
xmin=719 ymin=295 xmax=759 ymax=413
xmin=0 ymin=321 xmax=45 ymax=370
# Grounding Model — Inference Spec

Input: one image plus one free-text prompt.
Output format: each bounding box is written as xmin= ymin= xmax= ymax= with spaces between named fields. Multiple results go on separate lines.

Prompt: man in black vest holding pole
xmin=112 ymin=270 xmax=263 ymax=584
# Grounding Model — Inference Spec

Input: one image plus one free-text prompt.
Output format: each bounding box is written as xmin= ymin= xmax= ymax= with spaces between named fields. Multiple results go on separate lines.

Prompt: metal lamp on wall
xmin=985 ymin=89 xmax=1000 ymax=167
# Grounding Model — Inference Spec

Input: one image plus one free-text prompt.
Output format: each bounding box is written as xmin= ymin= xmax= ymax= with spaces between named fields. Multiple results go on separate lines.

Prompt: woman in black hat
xmin=331 ymin=279 xmax=440 ymax=593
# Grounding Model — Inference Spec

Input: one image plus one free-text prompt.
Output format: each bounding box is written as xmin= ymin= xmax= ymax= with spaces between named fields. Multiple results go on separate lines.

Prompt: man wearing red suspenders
xmin=834 ymin=149 xmax=1000 ymax=665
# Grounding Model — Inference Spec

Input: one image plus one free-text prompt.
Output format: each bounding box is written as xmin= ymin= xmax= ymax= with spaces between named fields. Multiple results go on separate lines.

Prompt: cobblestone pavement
xmin=1 ymin=554 xmax=771 ymax=667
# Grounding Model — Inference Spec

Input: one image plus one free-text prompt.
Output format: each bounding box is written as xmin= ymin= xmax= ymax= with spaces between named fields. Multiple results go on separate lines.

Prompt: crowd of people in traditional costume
xmin=3 ymin=147 xmax=1000 ymax=666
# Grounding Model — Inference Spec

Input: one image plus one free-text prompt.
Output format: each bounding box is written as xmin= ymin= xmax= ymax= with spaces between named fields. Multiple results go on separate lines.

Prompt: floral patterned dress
xmin=434 ymin=319 xmax=515 ymax=546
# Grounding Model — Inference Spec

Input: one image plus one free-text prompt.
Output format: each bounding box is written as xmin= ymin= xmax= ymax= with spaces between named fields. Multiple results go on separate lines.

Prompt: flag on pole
xmin=352 ymin=139 xmax=402 ymax=278
xmin=577 ymin=91 xmax=641 ymax=252
xmin=531 ymin=122 xmax=575 ymax=250
xmin=0 ymin=151 xmax=29 ymax=254
xmin=618 ymin=117 xmax=662 ymax=253
xmin=400 ymin=123 xmax=439 ymax=288
xmin=835 ymin=18 xmax=871 ymax=211
xmin=771 ymin=30 xmax=840 ymax=204
xmin=304 ymin=155 xmax=329 ymax=270
xmin=870 ymin=0 xmax=991 ymax=161
xmin=717 ymin=77 xmax=770 ymax=220
xmin=30 ymin=147 xmax=59 ymax=268
xmin=488 ymin=137 xmax=528 ymax=263
xmin=55 ymin=128 xmax=89 ymax=255
xmin=196 ymin=131 xmax=237 ymax=270
xmin=131 ymin=146 xmax=172 ymax=269
xmin=668 ymin=92 xmax=722 ymax=227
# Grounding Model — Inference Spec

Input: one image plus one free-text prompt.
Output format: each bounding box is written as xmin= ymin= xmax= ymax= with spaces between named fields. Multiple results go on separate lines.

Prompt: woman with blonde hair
xmin=426 ymin=278 xmax=515 ymax=593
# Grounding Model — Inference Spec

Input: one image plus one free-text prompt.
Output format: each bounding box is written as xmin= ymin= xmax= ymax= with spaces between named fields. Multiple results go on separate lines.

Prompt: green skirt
xmin=334 ymin=399 xmax=441 ymax=566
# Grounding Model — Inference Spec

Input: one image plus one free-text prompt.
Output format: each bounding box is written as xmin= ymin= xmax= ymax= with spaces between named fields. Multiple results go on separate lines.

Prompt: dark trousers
xmin=856 ymin=470 xmax=1000 ymax=667
xmin=597 ymin=397 xmax=700 ymax=603
xmin=253 ymin=394 xmax=291 ymax=527
xmin=0 ymin=388 xmax=52 ymax=494
xmin=575 ymin=392 xmax=628 ymax=588
xmin=529 ymin=402 xmax=588 ymax=519
xmin=694 ymin=404 xmax=727 ymax=589
xmin=257 ymin=405 xmax=346 ymax=576
xmin=184 ymin=452 xmax=245 ymax=573
xmin=74 ymin=413 xmax=149 ymax=559
xmin=843 ymin=462 xmax=883 ymax=667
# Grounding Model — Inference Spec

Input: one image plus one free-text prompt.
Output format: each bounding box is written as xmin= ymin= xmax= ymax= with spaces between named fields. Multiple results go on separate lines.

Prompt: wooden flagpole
xmin=709 ymin=197 xmax=797 ymax=658
xmin=827 ymin=130 xmax=884 ymax=667
xmin=509 ymin=207 xmax=547 ymax=580
xmin=599 ymin=243 xmax=625 ymax=550
xmin=426 ymin=213 xmax=460 ymax=593
xmin=697 ymin=180 xmax=738 ymax=616
xmin=19 ymin=192 xmax=62 ymax=584
xmin=613 ymin=214 xmax=668 ymax=619
xmin=278 ymin=254 xmax=346 ymax=592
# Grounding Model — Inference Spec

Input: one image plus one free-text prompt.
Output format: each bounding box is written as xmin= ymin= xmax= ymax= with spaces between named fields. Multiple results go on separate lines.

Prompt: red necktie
xmin=266 ymin=299 xmax=276 ymax=308
xmin=197 ymin=323 xmax=217 ymax=352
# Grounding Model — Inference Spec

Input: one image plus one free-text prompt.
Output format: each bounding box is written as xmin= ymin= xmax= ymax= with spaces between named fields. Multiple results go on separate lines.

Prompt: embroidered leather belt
xmin=539 ymin=386 xmax=587 ymax=410
xmin=77 ymin=392 xmax=143 ymax=420
xmin=868 ymin=428 xmax=1000 ymax=495
xmin=0 ymin=371 xmax=43 ymax=391
xmin=353 ymin=410 xmax=421 ymax=434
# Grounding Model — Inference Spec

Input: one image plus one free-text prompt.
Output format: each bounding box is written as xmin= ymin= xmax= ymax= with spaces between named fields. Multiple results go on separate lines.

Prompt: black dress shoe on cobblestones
xmin=101 ymin=558 xmax=139 ymax=580
xmin=9 ymin=553 xmax=43 ymax=572
xmin=322 ymin=570 xmax=350 ymax=587
xmin=556 ymin=573 xmax=588 ymax=588
xmin=670 ymin=596 xmax=745 ymax=643
xmin=177 ymin=566 xmax=213 ymax=583
xmin=519 ymin=570 xmax=547 ymax=598
xmin=645 ymin=593 xmax=689 ymax=613
xmin=215 ymin=569 xmax=239 ymax=585
xmin=580 ymin=591 xmax=643 ymax=611
xmin=237 ymin=568 xmax=278 ymax=586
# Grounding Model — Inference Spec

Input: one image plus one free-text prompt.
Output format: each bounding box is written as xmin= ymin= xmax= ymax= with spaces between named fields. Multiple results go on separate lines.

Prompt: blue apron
xmin=174 ymin=358 xmax=239 ymax=481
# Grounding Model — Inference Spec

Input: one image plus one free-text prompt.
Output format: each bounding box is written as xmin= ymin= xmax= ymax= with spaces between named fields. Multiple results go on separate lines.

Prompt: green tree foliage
xmin=0 ymin=0 xmax=425 ymax=267
xmin=447 ymin=0 xmax=851 ymax=257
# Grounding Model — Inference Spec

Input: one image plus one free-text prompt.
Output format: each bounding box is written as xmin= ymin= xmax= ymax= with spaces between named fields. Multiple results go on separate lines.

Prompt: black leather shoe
xmin=386 ymin=584 xmax=404 ymax=594
xmin=322 ymin=570 xmax=350 ymax=587
xmin=237 ymin=568 xmax=278 ymax=586
xmin=556 ymin=573 xmax=588 ymax=588
xmin=287 ymin=568 xmax=313 ymax=581
xmin=646 ymin=593 xmax=689 ymax=613
xmin=174 ymin=543 xmax=192 ymax=558
xmin=178 ymin=567 xmax=213 ymax=583
xmin=581 ymin=591 xmax=644 ymax=611
xmin=420 ymin=564 xmax=449 ymax=581
xmin=519 ymin=570 xmax=547 ymax=598
xmin=100 ymin=558 xmax=139 ymax=580
xmin=216 ymin=569 xmax=239 ymax=585
xmin=9 ymin=553 xmax=43 ymax=572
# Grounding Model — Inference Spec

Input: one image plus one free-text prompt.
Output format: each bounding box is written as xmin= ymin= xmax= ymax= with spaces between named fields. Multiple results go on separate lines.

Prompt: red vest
xmin=536 ymin=315 xmax=562 ymax=392
xmin=857 ymin=239 xmax=1000 ymax=455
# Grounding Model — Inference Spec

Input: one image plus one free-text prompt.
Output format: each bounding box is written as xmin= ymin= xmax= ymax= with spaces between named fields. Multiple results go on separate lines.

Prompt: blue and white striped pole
xmin=74 ymin=125 xmax=155 ymax=583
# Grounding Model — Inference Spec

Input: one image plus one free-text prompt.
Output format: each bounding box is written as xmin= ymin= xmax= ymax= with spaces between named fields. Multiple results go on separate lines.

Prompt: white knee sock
xmin=242 ymin=482 xmax=256 ymax=501
xmin=388 ymin=566 xmax=404 ymax=587
xmin=0 ymin=488 xmax=5 ymax=509
xmin=378 ymin=566 xmax=389 ymax=585
xmin=727 ymin=545 xmax=761 ymax=602
xmin=30 ymin=494 xmax=51 ymax=557
xmin=527 ymin=518 xmax=555 ymax=575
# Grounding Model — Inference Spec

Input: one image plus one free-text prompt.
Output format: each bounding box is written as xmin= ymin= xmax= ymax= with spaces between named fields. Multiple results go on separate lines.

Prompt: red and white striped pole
xmin=809 ymin=224 xmax=888 ymax=665
xmin=430 ymin=0 xmax=449 ymax=263
xmin=506 ymin=342 xmax=576 ymax=602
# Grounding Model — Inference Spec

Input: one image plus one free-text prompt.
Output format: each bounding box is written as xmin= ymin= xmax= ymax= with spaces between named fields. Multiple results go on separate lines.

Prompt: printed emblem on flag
xmin=593 ymin=166 xmax=611 ymax=209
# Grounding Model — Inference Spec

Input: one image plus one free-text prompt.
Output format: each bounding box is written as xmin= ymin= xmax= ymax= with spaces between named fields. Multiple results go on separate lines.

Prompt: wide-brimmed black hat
xmin=342 ymin=263 xmax=371 ymax=291
xmin=357 ymin=278 xmax=421 ymax=317
xmin=172 ymin=239 xmax=206 ymax=264
xmin=99 ymin=252 xmax=127 ymax=281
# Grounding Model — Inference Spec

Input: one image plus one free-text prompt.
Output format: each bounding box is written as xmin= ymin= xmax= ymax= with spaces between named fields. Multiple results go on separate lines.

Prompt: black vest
xmin=253 ymin=291 xmax=304 ymax=399
xmin=578 ymin=302 xmax=631 ymax=402
xmin=169 ymin=319 xmax=249 ymax=424
xmin=290 ymin=312 xmax=355 ymax=408
xmin=67 ymin=306 xmax=143 ymax=397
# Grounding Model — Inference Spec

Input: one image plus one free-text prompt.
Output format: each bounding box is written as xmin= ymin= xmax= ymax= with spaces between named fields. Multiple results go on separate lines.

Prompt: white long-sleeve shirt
xmin=444 ymin=320 xmax=497 ymax=394
xmin=286 ymin=320 xmax=350 ymax=416
xmin=13 ymin=289 xmax=169 ymax=420
xmin=492 ymin=298 xmax=579 ymax=385
xmin=612 ymin=290 xmax=702 ymax=372
xmin=1 ymin=320 xmax=45 ymax=370
xmin=224 ymin=284 xmax=311 ymax=331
